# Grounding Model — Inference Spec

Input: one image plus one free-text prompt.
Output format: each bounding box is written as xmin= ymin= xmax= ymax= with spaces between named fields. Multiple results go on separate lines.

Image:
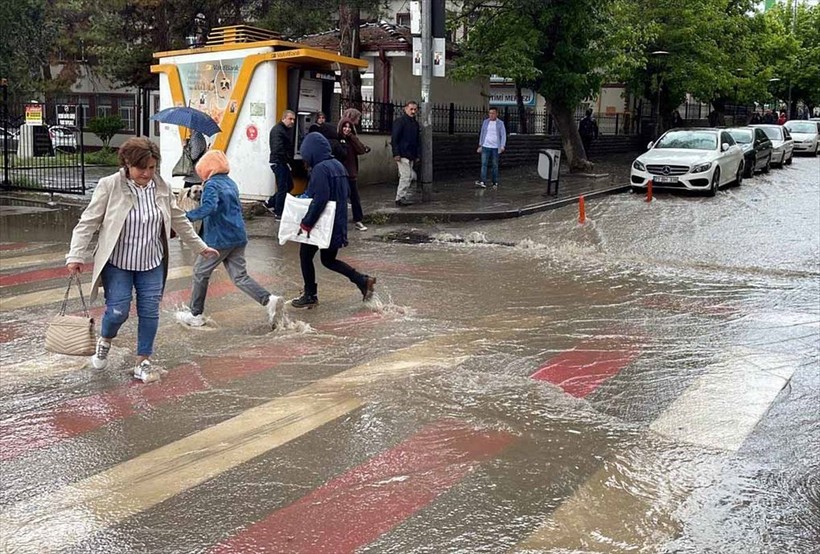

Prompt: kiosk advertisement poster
xmin=177 ymin=58 xmax=242 ymax=127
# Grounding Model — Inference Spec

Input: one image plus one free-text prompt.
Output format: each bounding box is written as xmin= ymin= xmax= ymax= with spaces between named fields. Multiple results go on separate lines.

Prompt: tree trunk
xmin=515 ymin=83 xmax=528 ymax=134
xmin=339 ymin=1 xmax=362 ymax=112
xmin=549 ymin=101 xmax=592 ymax=172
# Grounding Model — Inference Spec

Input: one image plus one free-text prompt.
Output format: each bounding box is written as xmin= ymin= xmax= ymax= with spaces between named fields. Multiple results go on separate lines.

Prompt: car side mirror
xmin=721 ymin=143 xmax=730 ymax=151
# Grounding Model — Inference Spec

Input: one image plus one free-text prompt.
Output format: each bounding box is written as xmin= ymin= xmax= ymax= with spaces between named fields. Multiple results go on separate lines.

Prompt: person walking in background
xmin=290 ymin=133 xmax=376 ymax=309
xmin=475 ymin=106 xmax=507 ymax=189
xmin=578 ymin=108 xmax=599 ymax=158
xmin=66 ymin=137 xmax=218 ymax=383
xmin=391 ymin=101 xmax=420 ymax=207
xmin=181 ymin=130 xmax=207 ymax=188
xmin=762 ymin=109 xmax=776 ymax=124
xmin=749 ymin=111 xmax=763 ymax=124
xmin=338 ymin=112 xmax=371 ymax=231
xmin=670 ymin=110 xmax=684 ymax=128
xmin=176 ymin=150 xmax=285 ymax=330
xmin=777 ymin=111 xmax=787 ymax=125
xmin=264 ymin=110 xmax=296 ymax=218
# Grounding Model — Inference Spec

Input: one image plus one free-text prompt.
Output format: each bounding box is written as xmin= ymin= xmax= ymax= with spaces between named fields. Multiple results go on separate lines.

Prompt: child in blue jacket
xmin=176 ymin=149 xmax=285 ymax=329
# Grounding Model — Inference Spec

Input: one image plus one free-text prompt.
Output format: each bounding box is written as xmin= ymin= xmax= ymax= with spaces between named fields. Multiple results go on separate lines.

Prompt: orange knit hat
xmin=195 ymin=149 xmax=230 ymax=181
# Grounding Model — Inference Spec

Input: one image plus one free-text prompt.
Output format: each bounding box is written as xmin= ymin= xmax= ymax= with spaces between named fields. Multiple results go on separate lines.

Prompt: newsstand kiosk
xmin=151 ymin=25 xmax=367 ymax=199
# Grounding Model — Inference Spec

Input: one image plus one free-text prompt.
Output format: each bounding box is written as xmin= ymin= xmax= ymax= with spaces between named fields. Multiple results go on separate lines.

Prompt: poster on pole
xmin=410 ymin=1 xmax=420 ymax=35
xmin=412 ymin=37 xmax=422 ymax=76
xmin=56 ymin=105 xmax=78 ymax=128
xmin=433 ymin=38 xmax=445 ymax=77
xmin=25 ymin=104 xmax=44 ymax=126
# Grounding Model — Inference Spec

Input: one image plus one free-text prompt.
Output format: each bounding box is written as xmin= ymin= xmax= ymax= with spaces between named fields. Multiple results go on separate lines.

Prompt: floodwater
xmin=0 ymin=156 xmax=818 ymax=553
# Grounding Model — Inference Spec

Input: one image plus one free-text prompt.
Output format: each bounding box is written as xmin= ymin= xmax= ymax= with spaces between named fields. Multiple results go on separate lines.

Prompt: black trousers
xmin=299 ymin=243 xmax=365 ymax=296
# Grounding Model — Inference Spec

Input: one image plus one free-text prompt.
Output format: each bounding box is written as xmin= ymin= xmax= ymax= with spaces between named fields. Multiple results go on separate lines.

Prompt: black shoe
xmin=358 ymin=276 xmax=376 ymax=301
xmin=395 ymin=199 xmax=413 ymax=207
xmin=291 ymin=292 xmax=318 ymax=309
xmin=492 ymin=182 xmax=498 ymax=189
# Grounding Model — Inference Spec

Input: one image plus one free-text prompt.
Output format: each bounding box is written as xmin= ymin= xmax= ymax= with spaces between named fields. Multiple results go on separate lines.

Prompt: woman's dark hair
xmin=118 ymin=137 xmax=161 ymax=168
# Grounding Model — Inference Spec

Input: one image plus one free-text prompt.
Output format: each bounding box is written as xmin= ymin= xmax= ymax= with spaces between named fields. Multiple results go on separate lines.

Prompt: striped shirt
xmin=109 ymin=179 xmax=164 ymax=271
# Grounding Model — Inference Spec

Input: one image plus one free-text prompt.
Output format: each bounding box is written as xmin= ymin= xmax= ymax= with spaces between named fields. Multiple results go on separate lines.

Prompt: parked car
xmin=726 ymin=127 xmax=773 ymax=177
xmin=630 ymin=128 xmax=744 ymax=196
xmin=783 ymin=120 xmax=819 ymax=156
xmin=48 ymin=125 xmax=79 ymax=153
xmin=750 ymin=124 xmax=794 ymax=166
xmin=1 ymin=127 xmax=19 ymax=154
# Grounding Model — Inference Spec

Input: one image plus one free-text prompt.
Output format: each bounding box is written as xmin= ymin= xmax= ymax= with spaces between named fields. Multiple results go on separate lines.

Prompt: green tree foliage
xmin=87 ymin=114 xmax=124 ymax=148
xmin=0 ymin=0 xmax=56 ymax=101
xmin=452 ymin=0 xmax=644 ymax=170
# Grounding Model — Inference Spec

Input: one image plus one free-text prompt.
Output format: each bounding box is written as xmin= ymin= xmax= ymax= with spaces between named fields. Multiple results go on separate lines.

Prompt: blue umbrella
xmin=150 ymin=107 xmax=221 ymax=136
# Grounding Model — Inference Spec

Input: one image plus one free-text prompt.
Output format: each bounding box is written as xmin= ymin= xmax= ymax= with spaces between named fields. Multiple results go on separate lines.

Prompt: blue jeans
xmin=269 ymin=163 xmax=293 ymax=216
xmin=100 ymin=263 xmax=165 ymax=357
xmin=480 ymin=147 xmax=499 ymax=184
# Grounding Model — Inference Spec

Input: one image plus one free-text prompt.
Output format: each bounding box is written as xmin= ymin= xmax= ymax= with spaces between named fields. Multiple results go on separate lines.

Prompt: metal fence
xmin=1 ymin=92 xmax=87 ymax=196
xmin=347 ymin=98 xmax=761 ymax=137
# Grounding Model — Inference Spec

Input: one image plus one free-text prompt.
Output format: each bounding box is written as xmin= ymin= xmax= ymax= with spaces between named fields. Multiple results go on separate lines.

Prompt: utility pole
xmin=420 ymin=0 xmax=433 ymax=202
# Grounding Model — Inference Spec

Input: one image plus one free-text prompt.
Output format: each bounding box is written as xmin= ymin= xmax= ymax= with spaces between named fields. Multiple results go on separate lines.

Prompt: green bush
xmin=87 ymin=115 xmax=124 ymax=149
xmin=85 ymin=148 xmax=119 ymax=166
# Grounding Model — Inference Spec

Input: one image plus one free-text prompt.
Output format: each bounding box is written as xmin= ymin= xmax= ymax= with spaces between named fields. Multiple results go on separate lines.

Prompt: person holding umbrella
xmin=151 ymin=107 xmax=220 ymax=188
xmin=66 ymin=137 xmax=219 ymax=383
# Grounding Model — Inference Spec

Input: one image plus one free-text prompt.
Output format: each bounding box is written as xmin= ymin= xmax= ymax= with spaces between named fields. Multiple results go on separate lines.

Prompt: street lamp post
xmin=650 ymin=50 xmax=669 ymax=138
xmin=768 ymin=77 xmax=781 ymax=115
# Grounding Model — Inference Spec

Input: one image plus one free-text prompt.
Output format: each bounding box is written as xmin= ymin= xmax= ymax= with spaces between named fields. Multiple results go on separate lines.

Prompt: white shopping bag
xmin=277 ymin=194 xmax=336 ymax=249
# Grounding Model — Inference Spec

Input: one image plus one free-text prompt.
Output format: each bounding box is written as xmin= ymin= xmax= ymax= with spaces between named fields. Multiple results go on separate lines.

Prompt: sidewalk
xmin=358 ymin=152 xmax=636 ymax=224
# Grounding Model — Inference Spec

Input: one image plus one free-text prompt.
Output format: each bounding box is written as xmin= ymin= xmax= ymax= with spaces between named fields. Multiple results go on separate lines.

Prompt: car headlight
xmin=632 ymin=160 xmax=646 ymax=171
xmin=691 ymin=162 xmax=712 ymax=174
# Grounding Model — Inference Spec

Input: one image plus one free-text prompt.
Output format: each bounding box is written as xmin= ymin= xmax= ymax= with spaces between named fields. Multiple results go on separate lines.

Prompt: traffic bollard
xmin=579 ymin=195 xmax=586 ymax=224
xmin=646 ymin=180 xmax=653 ymax=202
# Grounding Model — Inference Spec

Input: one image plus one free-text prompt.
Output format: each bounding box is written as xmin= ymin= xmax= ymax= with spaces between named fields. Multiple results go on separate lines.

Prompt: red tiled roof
xmin=301 ymin=21 xmax=411 ymax=52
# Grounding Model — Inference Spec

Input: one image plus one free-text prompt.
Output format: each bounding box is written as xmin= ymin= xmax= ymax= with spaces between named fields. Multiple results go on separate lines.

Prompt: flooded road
xmin=0 ymin=156 xmax=818 ymax=553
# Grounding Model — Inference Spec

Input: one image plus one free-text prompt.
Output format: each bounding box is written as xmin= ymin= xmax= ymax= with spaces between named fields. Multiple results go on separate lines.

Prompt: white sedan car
xmin=783 ymin=120 xmax=819 ymax=156
xmin=630 ymin=128 xmax=745 ymax=196
xmin=750 ymin=124 xmax=794 ymax=166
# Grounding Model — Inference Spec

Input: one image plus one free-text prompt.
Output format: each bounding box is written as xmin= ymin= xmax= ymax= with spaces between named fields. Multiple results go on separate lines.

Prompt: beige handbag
xmin=45 ymin=274 xmax=96 ymax=356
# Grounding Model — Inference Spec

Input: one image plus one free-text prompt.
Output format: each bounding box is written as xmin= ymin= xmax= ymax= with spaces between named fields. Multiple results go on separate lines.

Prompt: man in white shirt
xmin=476 ymin=107 xmax=507 ymax=188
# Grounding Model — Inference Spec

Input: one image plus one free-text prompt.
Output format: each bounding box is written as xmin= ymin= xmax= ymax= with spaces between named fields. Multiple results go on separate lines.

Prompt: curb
xmin=368 ymin=184 xmax=631 ymax=224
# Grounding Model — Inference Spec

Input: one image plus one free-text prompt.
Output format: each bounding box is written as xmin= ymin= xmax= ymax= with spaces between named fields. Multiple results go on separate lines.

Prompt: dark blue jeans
xmin=480 ymin=147 xmax=500 ymax=184
xmin=100 ymin=262 xmax=165 ymax=357
xmin=269 ymin=163 xmax=293 ymax=216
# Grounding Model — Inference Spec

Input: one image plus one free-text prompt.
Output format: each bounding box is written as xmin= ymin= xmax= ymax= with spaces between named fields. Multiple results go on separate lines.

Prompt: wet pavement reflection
xmin=0 ymin=156 xmax=818 ymax=553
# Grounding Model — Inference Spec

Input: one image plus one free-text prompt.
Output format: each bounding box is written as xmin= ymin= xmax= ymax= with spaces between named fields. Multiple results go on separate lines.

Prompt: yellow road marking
xmin=512 ymin=347 xmax=799 ymax=552
xmin=0 ymin=330 xmax=495 ymax=552
xmin=0 ymin=251 xmax=67 ymax=271
xmin=0 ymin=267 xmax=193 ymax=311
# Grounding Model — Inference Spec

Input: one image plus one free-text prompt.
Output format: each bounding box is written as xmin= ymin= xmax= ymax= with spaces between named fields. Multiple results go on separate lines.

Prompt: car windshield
xmin=654 ymin=131 xmax=717 ymax=150
xmin=758 ymin=127 xmax=783 ymax=140
xmin=785 ymin=122 xmax=817 ymax=134
xmin=727 ymin=129 xmax=753 ymax=144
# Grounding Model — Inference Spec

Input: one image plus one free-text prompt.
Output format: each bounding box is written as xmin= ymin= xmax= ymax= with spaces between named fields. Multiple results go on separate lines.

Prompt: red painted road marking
xmin=210 ymin=420 xmax=515 ymax=554
xmin=530 ymin=342 xmax=641 ymax=398
xmin=0 ymin=344 xmax=313 ymax=461
xmin=0 ymin=243 xmax=30 ymax=251
xmin=0 ymin=265 xmax=92 ymax=288
xmin=0 ymin=323 xmax=24 ymax=343
xmin=315 ymin=310 xmax=384 ymax=332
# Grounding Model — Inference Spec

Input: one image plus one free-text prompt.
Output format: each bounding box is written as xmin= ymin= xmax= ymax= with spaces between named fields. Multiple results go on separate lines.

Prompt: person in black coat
xmin=265 ymin=110 xmax=296 ymax=217
xmin=390 ymin=101 xmax=420 ymax=206
xmin=670 ymin=110 xmax=684 ymax=129
xmin=290 ymin=133 xmax=376 ymax=309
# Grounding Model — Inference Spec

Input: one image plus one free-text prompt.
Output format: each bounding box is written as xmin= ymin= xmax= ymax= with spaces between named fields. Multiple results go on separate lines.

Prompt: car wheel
xmin=735 ymin=162 xmax=743 ymax=186
xmin=786 ymin=153 xmax=793 ymax=165
xmin=762 ymin=156 xmax=771 ymax=173
xmin=707 ymin=168 xmax=720 ymax=197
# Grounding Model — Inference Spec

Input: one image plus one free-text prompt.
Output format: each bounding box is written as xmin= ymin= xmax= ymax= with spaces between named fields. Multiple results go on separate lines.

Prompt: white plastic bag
xmin=277 ymin=194 xmax=336 ymax=249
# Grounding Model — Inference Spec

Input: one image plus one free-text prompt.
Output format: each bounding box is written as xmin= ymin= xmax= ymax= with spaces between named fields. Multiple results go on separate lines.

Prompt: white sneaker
xmin=176 ymin=310 xmax=205 ymax=327
xmin=133 ymin=360 xmax=160 ymax=383
xmin=91 ymin=338 xmax=111 ymax=369
xmin=354 ymin=221 xmax=368 ymax=231
xmin=266 ymin=294 xmax=285 ymax=329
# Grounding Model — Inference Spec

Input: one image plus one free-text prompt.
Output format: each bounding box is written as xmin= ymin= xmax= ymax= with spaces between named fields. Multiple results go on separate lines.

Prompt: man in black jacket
xmin=265 ymin=110 xmax=296 ymax=217
xmin=391 ymin=101 xmax=420 ymax=206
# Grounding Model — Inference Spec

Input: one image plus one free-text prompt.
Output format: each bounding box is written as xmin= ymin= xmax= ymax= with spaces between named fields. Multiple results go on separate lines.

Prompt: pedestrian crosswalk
xmin=0 ymin=241 xmax=813 ymax=552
